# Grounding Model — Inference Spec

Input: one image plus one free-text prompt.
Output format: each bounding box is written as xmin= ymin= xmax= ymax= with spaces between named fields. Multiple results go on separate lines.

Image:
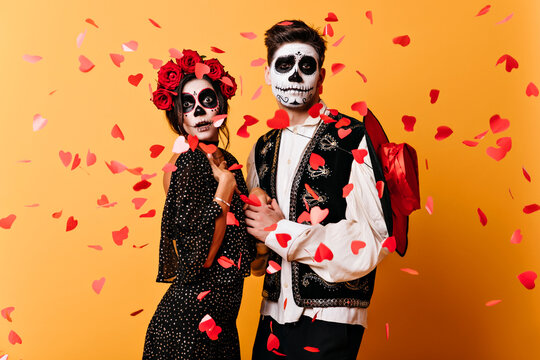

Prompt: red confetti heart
xmin=251 ymin=86 xmax=262 ymax=100
xmin=392 ymin=35 xmax=410 ymax=47
xmin=149 ymin=144 xmax=165 ymax=158
xmin=276 ymin=233 xmax=292 ymax=248
xmin=85 ymin=18 xmax=99 ymax=28
xmin=310 ymin=206 xmax=330 ymax=226
xmin=331 ymin=63 xmax=345 ymax=76
xmin=105 ymin=160 xmax=126 ymax=174
xmin=109 ymin=53 xmax=124 ymax=67
xmin=314 ymin=243 xmax=333 ymax=262
xmin=197 ymin=290 xmax=211 ymax=301
xmin=365 ymin=11 xmax=373 ymax=24
xmin=267 ymin=260 xmax=281 ymax=274
xmin=122 ymin=40 xmax=138 ymax=52
xmin=251 ymin=58 xmax=266 ymax=67
xmin=226 ymin=212 xmax=239 ymax=226
xmin=325 ymin=12 xmax=338 ymax=22
xmin=333 ymin=35 xmax=345 ymax=47
xmin=206 ymin=324 xmax=222 ymax=340
xmin=425 ymin=196 xmax=434 ymax=215
xmin=489 ymin=114 xmax=510 ymax=134
xmin=88 ymin=245 xmax=102 ymax=250
xmin=463 ymin=140 xmax=479 ymax=147
xmin=297 ymin=211 xmax=311 ymax=224
xmin=132 ymin=198 xmax=147 ymax=209
xmin=8 ymin=330 xmax=22 ymax=345
xmin=320 ymin=113 xmax=337 ymax=124
xmin=476 ymin=5 xmax=491 ymax=16
xmin=526 ymin=82 xmax=539 ymax=97
xmin=97 ymin=195 xmax=110 ymax=206
xmin=267 ymin=109 xmax=290 ymax=129
xmin=52 ymin=210 xmax=62 ymax=219
xmin=0 ymin=214 xmax=16 ymax=229
xmin=429 ymin=89 xmax=440 ymax=104
xmin=435 ymin=126 xmax=453 ymax=140
xmin=195 ymin=62 xmax=211 ymax=79
xmin=140 ymin=209 xmax=156 ymax=218
xmin=485 ymin=300 xmax=502 ymax=307
xmin=386 ymin=323 xmax=390 ymax=340
xmin=210 ymin=46 xmax=225 ymax=53
xmin=128 ymin=73 xmax=143 ymax=86
xmin=240 ymin=32 xmax=257 ymax=39
xmin=522 ymin=167 xmax=531 ymax=182
xmin=308 ymin=103 xmax=323 ymax=118
xmin=199 ymin=314 xmax=216 ymax=332
xmin=92 ymin=277 xmax=105 ymax=294
xmin=486 ymin=146 xmax=507 ymax=161
xmin=228 ymin=163 xmax=243 ymax=171
xmin=66 ymin=216 xmax=78 ymax=231
xmin=240 ymin=194 xmax=261 ymax=206
xmin=130 ymin=309 xmax=144 ymax=316
xmin=376 ymin=181 xmax=384 ymax=198
xmin=382 ymin=236 xmax=396 ymax=252
xmin=342 ymin=183 xmax=354 ymax=197
xmin=199 ymin=143 xmax=217 ymax=154
xmin=277 ymin=21 xmax=293 ymax=26
xmin=148 ymin=58 xmax=163 ymax=69
xmin=351 ymin=240 xmax=366 ymax=255
xmin=338 ymin=128 xmax=351 ymax=139
xmin=523 ymin=204 xmax=540 ymax=214
xmin=309 ymin=153 xmax=325 ymax=170
xmin=400 ymin=268 xmax=419 ymax=275
xmin=323 ymin=23 xmax=334 ymax=37
xmin=78 ymin=55 xmax=95 ymax=72
xmin=335 ymin=118 xmax=351 ymax=128
xmin=267 ymin=333 xmax=280 ymax=351
xmin=402 ymin=115 xmax=416 ymax=132
xmin=188 ymin=135 xmax=199 ymax=151
xmin=510 ymin=229 xmax=522 ymax=244
xmin=217 ymin=256 xmax=236 ymax=268
xmin=86 ymin=149 xmax=96 ymax=166
xmin=352 ymin=149 xmax=368 ymax=164
xmin=496 ymin=54 xmax=518 ymax=72
xmin=111 ymin=124 xmax=124 ymax=140
xmin=477 ymin=208 xmax=488 ymax=226
xmin=304 ymin=346 xmax=320 ymax=353
xmin=133 ymin=180 xmax=151 ymax=191
xmin=59 ymin=151 xmax=72 ymax=167
xmin=112 ymin=226 xmax=129 ymax=245
xmin=517 ymin=271 xmax=537 ymax=290
xmin=356 ymin=71 xmax=368 ymax=83
xmin=1 ymin=306 xmax=14 ymax=322
xmin=475 ymin=130 xmax=489 ymax=139
xmin=351 ymin=101 xmax=367 ymax=116
xmin=148 ymin=18 xmax=161 ymax=28
xmin=264 ymin=223 xmax=278 ymax=232
xmin=71 ymin=153 xmax=81 ymax=170
xmin=497 ymin=137 xmax=512 ymax=151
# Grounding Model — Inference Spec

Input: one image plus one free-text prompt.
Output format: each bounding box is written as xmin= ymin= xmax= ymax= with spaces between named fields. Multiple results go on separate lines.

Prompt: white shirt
xmin=246 ymin=102 xmax=390 ymax=328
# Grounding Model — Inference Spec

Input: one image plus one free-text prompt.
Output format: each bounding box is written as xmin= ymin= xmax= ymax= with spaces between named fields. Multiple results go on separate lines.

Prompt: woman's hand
xmin=207 ymin=154 xmax=236 ymax=185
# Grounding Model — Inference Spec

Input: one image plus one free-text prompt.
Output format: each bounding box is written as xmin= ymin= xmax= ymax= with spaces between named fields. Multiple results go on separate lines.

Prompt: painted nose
xmin=288 ymin=70 xmax=302 ymax=83
xmin=194 ymin=105 xmax=206 ymax=117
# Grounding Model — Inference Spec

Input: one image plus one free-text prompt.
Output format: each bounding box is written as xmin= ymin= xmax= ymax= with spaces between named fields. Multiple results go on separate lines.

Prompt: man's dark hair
xmin=264 ymin=20 xmax=327 ymax=68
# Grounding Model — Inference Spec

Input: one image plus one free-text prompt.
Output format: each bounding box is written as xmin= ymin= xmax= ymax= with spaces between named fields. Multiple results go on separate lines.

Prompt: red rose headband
xmin=152 ymin=49 xmax=237 ymax=111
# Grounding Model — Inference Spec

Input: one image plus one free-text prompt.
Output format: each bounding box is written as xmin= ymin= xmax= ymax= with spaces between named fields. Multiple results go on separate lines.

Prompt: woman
xmin=143 ymin=49 xmax=255 ymax=359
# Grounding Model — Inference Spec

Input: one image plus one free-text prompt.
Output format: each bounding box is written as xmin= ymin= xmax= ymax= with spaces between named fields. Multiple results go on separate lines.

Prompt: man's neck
xmin=277 ymin=97 xmax=321 ymax=126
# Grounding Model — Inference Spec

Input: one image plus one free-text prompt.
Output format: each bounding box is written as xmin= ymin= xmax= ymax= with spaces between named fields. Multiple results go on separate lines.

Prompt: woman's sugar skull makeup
xmin=180 ymin=78 xmax=220 ymax=140
xmin=268 ymin=43 xmax=320 ymax=108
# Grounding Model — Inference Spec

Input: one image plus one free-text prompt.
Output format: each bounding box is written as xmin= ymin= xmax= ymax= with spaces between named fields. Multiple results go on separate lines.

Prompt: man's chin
xmin=276 ymin=98 xmax=318 ymax=111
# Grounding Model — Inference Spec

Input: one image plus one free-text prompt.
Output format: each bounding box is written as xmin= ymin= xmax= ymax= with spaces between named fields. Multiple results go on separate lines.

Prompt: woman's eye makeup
xmin=180 ymin=94 xmax=195 ymax=112
xmin=198 ymin=88 xmax=218 ymax=108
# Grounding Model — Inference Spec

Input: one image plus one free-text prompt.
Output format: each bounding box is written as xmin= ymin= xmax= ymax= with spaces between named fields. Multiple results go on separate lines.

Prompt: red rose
xmin=177 ymin=49 xmax=202 ymax=73
xmin=220 ymin=73 xmax=237 ymax=99
xmin=157 ymin=60 xmax=183 ymax=90
xmin=204 ymin=58 xmax=225 ymax=81
xmin=152 ymin=88 xmax=176 ymax=110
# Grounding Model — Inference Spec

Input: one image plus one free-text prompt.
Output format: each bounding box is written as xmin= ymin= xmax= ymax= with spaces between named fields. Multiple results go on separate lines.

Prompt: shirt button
xmin=284 ymin=283 xmax=289 ymax=288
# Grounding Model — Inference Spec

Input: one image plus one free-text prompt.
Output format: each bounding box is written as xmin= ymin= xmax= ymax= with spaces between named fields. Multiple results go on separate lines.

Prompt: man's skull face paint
xmin=180 ymin=78 xmax=219 ymax=140
xmin=269 ymin=43 xmax=320 ymax=108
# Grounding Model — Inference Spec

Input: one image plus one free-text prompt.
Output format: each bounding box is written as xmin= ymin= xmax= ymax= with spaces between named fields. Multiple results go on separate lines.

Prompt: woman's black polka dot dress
xmin=143 ymin=148 xmax=256 ymax=360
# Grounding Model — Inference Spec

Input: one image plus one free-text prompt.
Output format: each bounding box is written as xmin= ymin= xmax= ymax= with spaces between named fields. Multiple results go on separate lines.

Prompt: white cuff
xmin=264 ymin=219 xmax=311 ymax=260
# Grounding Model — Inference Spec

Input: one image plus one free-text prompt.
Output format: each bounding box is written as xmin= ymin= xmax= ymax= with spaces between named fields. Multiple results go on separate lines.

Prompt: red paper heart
xmin=8 ymin=330 xmax=22 ymax=345
xmin=188 ymin=135 xmax=199 ymax=151
xmin=197 ymin=290 xmax=211 ymax=301
xmin=522 ymin=167 xmax=531 ymax=182
xmin=462 ymin=140 xmax=479 ymax=147
xmin=489 ymin=114 xmax=510 ymax=134
xmin=510 ymin=229 xmax=522 ymax=244
xmin=267 ymin=260 xmax=281 ymax=274
xmin=267 ymin=333 xmax=280 ymax=351
xmin=199 ymin=314 xmax=216 ymax=332
xmin=276 ymin=233 xmax=292 ymax=248
xmin=111 ymin=124 xmax=124 ymax=140
xmin=267 ymin=109 xmax=290 ymax=129
xmin=402 ymin=115 xmax=416 ymax=132
xmin=476 ymin=5 xmax=491 ymax=16
xmin=342 ymin=183 xmax=354 ymax=197
xmin=86 ymin=149 xmax=96 ymax=166
xmin=425 ymin=196 xmax=434 ymax=215
xmin=128 ymin=73 xmax=143 ymax=86
xmin=338 ymin=128 xmax=351 ymax=139
xmin=310 ymin=206 xmax=329 ymax=225
xmin=307 ymin=103 xmax=323 ymax=118
xmin=335 ymin=118 xmax=351 ymax=128
xmin=140 ymin=209 xmax=156 ymax=218
xmin=206 ymin=325 xmax=222 ymax=340
xmin=71 ymin=153 xmax=81 ymax=170
xmin=133 ymin=180 xmax=151 ymax=191
xmin=109 ymin=53 xmax=124 ymax=67
xmin=78 ymin=55 xmax=95 ymax=72
xmin=199 ymin=143 xmax=217 ymax=154
xmin=92 ymin=277 xmax=105 ymax=294
xmin=97 ymin=195 xmax=109 ymax=206
xmin=356 ymin=71 xmax=368 ymax=82
xmin=297 ymin=211 xmax=311 ymax=224
xmin=376 ymin=181 xmax=384 ymax=198
xmin=523 ymin=204 xmax=540 ymax=214
xmin=309 ymin=153 xmax=325 ymax=170
xmin=392 ymin=35 xmax=410 ymax=47
xmin=217 ymin=256 xmax=235 ymax=268
xmin=210 ymin=46 xmax=225 ymax=53
xmin=264 ymin=223 xmax=278 ymax=232
xmin=323 ymin=23 xmax=334 ymax=37
xmin=429 ymin=89 xmax=440 ymax=104
xmin=325 ymin=12 xmax=338 ymax=22
xmin=59 ymin=151 xmax=72 ymax=167
xmin=0 ymin=214 xmax=16 ymax=229
xmin=132 ymin=198 xmax=147 ymax=209
xmin=517 ymin=271 xmax=537 ymax=290
xmin=130 ymin=309 xmax=144 ymax=316
xmin=304 ymin=347 xmax=320 ymax=353
xmin=352 ymin=149 xmax=368 ymax=164
xmin=526 ymin=82 xmax=539 ymax=97
xmin=320 ymin=114 xmax=336 ymax=124
xmin=382 ymin=236 xmax=396 ymax=252
xmin=496 ymin=54 xmax=519 ymax=72
xmin=149 ymin=144 xmax=164 ymax=158
xmin=351 ymin=240 xmax=366 ymax=255
xmin=477 ymin=208 xmax=488 ymax=226
xmin=1 ymin=306 xmax=14 ymax=322
xmin=112 ymin=226 xmax=129 ymax=245
xmin=226 ymin=212 xmax=239 ymax=226
xmin=195 ymin=62 xmax=211 ymax=79
xmin=228 ymin=164 xmax=243 ymax=171
xmin=365 ymin=11 xmax=373 ymax=24
xmin=148 ymin=58 xmax=163 ymax=69
xmin=52 ymin=210 xmax=62 ymax=219
xmin=66 ymin=216 xmax=78 ymax=231
xmin=435 ymin=126 xmax=453 ymax=140
xmin=351 ymin=101 xmax=367 ymax=116
xmin=331 ymin=63 xmax=345 ymax=75
xmin=240 ymin=32 xmax=257 ymax=39
xmin=314 ymin=243 xmax=333 ymax=262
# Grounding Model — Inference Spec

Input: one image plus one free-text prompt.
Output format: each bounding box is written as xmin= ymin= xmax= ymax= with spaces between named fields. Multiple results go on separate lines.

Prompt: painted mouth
xmin=195 ymin=120 xmax=212 ymax=128
xmin=275 ymin=86 xmax=314 ymax=93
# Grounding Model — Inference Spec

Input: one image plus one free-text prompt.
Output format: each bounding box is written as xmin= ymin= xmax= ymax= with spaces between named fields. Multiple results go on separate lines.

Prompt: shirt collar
xmin=288 ymin=100 xmax=328 ymax=128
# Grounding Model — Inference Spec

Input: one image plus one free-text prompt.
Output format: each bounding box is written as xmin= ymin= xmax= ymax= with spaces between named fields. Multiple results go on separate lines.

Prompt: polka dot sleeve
xmin=156 ymin=150 xmax=223 ymax=283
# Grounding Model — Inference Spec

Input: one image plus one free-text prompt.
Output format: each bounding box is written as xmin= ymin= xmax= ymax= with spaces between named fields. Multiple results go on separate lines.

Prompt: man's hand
xmin=245 ymin=187 xmax=272 ymax=210
xmin=245 ymin=199 xmax=285 ymax=242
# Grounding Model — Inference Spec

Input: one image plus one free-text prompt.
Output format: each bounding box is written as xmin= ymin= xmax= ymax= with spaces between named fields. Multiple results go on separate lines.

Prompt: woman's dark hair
xmin=165 ymin=73 xmax=230 ymax=149
xmin=265 ymin=20 xmax=327 ymax=68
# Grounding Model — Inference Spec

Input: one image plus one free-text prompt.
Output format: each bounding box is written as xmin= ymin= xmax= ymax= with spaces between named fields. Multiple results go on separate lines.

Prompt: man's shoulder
xmin=256 ymin=129 xmax=281 ymax=144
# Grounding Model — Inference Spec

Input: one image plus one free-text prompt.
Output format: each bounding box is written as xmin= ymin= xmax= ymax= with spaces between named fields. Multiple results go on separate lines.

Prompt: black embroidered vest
xmin=254 ymin=112 xmax=393 ymax=308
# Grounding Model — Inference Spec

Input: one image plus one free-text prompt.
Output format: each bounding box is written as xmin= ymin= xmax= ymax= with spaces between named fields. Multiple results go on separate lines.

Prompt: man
xmin=245 ymin=20 xmax=394 ymax=359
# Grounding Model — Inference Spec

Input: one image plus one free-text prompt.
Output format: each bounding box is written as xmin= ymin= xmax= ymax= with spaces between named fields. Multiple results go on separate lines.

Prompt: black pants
xmin=252 ymin=315 xmax=365 ymax=360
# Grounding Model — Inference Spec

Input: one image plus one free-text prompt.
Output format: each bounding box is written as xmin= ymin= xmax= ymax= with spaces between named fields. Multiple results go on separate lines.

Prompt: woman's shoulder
xmin=221 ymin=148 xmax=240 ymax=165
xmin=173 ymin=149 xmax=209 ymax=168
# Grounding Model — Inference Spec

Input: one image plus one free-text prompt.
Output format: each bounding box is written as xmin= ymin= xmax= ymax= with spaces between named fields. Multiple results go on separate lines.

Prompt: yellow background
xmin=1 ymin=0 xmax=539 ymax=359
